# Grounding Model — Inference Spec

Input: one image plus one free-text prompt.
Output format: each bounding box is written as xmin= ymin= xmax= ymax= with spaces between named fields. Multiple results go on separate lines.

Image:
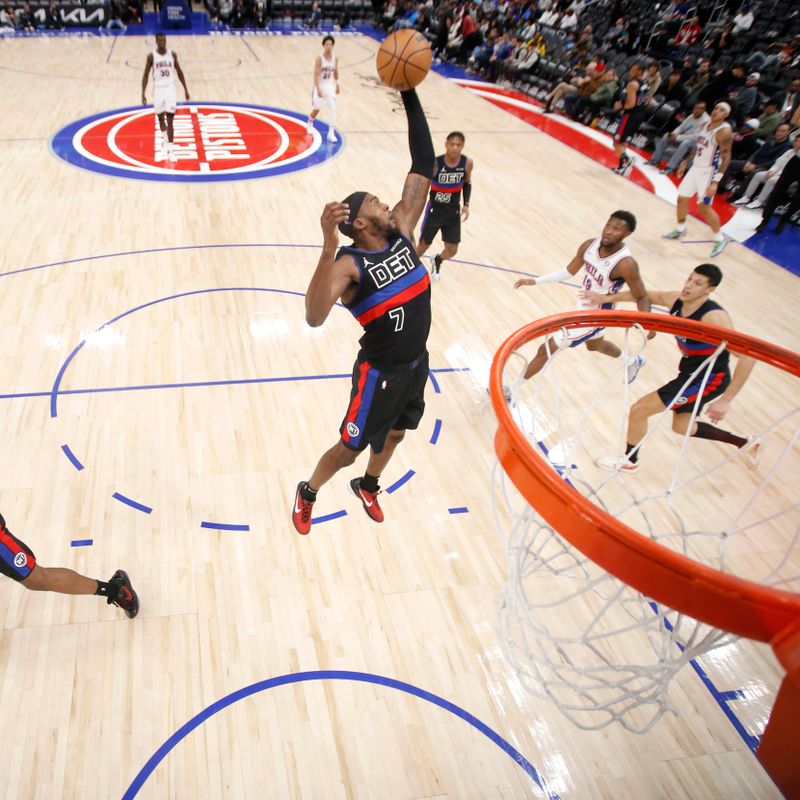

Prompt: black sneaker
xmin=108 ymin=570 xmax=139 ymax=619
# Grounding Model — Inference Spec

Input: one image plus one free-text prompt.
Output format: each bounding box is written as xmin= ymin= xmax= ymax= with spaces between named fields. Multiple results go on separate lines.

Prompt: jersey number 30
xmin=388 ymin=307 xmax=405 ymax=332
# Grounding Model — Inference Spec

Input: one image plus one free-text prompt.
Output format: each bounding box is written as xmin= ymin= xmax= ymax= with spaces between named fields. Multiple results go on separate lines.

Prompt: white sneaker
xmin=596 ymin=455 xmax=639 ymax=473
xmin=710 ymin=238 xmax=728 ymax=258
xmin=306 ymin=122 xmax=313 ymax=134
xmin=662 ymin=228 xmax=687 ymax=240
xmin=326 ymin=130 xmax=337 ymax=143
xmin=626 ymin=354 xmax=646 ymax=384
xmin=741 ymin=436 xmax=762 ymax=470
xmin=745 ymin=200 xmax=763 ymax=210
xmin=733 ymin=196 xmax=751 ymax=206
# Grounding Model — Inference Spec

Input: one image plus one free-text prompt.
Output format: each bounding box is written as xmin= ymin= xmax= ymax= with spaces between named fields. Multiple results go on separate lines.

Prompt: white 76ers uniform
xmin=312 ymin=53 xmax=337 ymax=109
xmin=554 ymin=237 xmax=630 ymax=347
xmin=677 ymin=120 xmax=731 ymax=199
xmin=152 ymin=49 xmax=177 ymax=115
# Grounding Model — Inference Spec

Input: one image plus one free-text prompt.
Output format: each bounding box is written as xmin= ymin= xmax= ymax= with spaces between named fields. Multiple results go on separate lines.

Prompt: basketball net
xmin=490 ymin=311 xmax=800 ymax=793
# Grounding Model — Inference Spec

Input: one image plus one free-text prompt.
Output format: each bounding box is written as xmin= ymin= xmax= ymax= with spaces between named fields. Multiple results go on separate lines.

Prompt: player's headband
xmin=714 ymin=102 xmax=731 ymax=115
xmin=339 ymin=191 xmax=368 ymax=238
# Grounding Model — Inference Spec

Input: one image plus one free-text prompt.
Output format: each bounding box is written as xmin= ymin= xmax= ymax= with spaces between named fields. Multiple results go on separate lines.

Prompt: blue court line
xmin=70 ymin=539 xmax=93 ymax=547
xmin=200 ymin=521 xmax=250 ymax=532
xmin=105 ymin=33 xmax=118 ymax=63
xmin=385 ymin=469 xmax=415 ymax=494
xmin=60 ymin=443 xmax=84 ymax=471
xmin=448 ymin=507 xmax=469 ymax=514
xmin=121 ymin=670 xmax=556 ymax=800
xmin=429 ymin=418 xmax=442 ymax=445
xmin=240 ymin=35 xmax=260 ymax=62
xmin=311 ymin=509 xmax=348 ymax=525
xmin=112 ymin=492 xmax=153 ymax=515
xmin=428 ymin=370 xmax=441 ymax=394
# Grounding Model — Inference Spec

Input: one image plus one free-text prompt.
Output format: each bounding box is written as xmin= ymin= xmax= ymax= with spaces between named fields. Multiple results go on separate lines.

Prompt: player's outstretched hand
xmin=185 ymin=90 xmax=191 ymax=101
xmin=514 ymin=278 xmax=536 ymax=289
xmin=579 ymin=289 xmax=602 ymax=305
xmin=141 ymin=94 xmax=147 ymax=105
xmin=321 ymin=202 xmax=350 ymax=244
xmin=704 ymin=396 xmax=731 ymax=423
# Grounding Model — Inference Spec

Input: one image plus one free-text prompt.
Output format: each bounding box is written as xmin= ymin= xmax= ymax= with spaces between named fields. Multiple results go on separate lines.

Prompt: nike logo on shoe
xmin=359 ymin=490 xmax=373 ymax=507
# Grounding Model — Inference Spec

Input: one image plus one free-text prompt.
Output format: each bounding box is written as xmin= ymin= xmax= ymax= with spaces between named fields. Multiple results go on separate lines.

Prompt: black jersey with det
xmin=339 ymin=233 xmax=432 ymax=367
xmin=429 ymin=155 xmax=467 ymax=214
xmin=670 ymin=297 xmax=730 ymax=373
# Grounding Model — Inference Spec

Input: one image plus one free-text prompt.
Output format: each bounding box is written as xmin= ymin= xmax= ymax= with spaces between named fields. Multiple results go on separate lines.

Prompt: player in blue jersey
xmin=292 ymin=89 xmax=435 ymax=535
xmin=587 ymin=264 xmax=759 ymax=473
xmin=415 ymin=131 xmax=474 ymax=281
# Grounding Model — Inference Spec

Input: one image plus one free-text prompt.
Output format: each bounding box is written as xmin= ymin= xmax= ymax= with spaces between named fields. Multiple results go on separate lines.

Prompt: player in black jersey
xmin=0 ymin=511 xmax=138 ymax=618
xmin=292 ymin=89 xmax=435 ymax=535
xmin=587 ymin=264 xmax=759 ymax=473
xmin=415 ymin=131 xmax=474 ymax=281
xmin=612 ymin=62 xmax=649 ymax=175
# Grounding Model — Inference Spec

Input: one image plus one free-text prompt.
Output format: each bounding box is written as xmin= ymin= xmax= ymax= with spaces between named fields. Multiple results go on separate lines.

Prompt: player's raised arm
xmin=141 ymin=52 xmax=153 ymax=104
xmin=173 ymin=52 xmax=190 ymax=100
xmin=391 ymin=89 xmax=435 ymax=240
xmin=305 ymin=202 xmax=360 ymax=327
xmin=514 ymin=239 xmax=591 ymax=289
xmin=615 ymin=257 xmax=651 ymax=313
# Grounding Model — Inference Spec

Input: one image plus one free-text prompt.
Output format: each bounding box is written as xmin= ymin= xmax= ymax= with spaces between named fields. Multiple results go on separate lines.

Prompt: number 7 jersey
xmin=338 ymin=233 xmax=431 ymax=366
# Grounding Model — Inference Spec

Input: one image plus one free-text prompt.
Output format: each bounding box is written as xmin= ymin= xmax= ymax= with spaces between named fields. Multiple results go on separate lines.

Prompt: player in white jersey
xmin=307 ymin=35 xmax=339 ymax=144
xmin=663 ymin=102 xmax=733 ymax=258
xmin=514 ymin=211 xmax=651 ymax=382
xmin=141 ymin=32 xmax=190 ymax=162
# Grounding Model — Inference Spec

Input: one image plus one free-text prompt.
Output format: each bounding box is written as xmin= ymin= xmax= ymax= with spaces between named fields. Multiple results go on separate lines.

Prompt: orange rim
xmin=491 ymin=310 xmax=800 ymax=643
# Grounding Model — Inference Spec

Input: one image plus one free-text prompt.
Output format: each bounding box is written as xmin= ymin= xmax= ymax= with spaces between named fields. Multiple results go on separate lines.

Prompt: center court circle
xmin=50 ymin=102 xmax=342 ymax=182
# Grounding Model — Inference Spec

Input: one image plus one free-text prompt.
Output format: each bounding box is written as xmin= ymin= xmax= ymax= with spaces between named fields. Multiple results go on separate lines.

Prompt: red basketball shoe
xmin=292 ymin=482 xmax=315 ymax=535
xmin=349 ymin=478 xmax=384 ymax=523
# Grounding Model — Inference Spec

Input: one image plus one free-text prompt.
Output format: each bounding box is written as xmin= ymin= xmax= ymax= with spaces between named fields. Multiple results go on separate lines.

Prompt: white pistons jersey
xmin=577 ymin=237 xmax=630 ymax=310
xmin=152 ymin=49 xmax=175 ymax=90
xmin=319 ymin=53 xmax=336 ymax=85
xmin=693 ymin=121 xmax=730 ymax=171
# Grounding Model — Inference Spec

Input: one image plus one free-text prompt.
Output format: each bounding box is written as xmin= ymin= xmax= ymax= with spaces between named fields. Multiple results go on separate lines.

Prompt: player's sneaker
xmin=662 ymin=228 xmax=686 ymax=240
xmin=326 ymin=129 xmax=337 ymax=143
xmin=292 ymin=481 xmax=315 ymax=535
xmin=107 ymin=570 xmax=139 ymax=619
xmin=741 ymin=436 xmax=762 ymax=470
xmin=733 ymin=196 xmax=751 ymax=206
xmin=428 ymin=255 xmax=440 ymax=281
xmin=745 ymin=200 xmax=763 ymax=210
xmin=306 ymin=121 xmax=313 ymax=134
xmin=595 ymin=456 xmax=639 ymax=473
xmin=710 ymin=238 xmax=728 ymax=258
xmin=626 ymin=354 xmax=647 ymax=384
xmin=613 ymin=155 xmax=632 ymax=175
xmin=349 ymin=478 xmax=384 ymax=523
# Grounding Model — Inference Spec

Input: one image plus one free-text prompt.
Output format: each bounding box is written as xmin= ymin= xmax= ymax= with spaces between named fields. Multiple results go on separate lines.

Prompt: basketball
xmin=376 ymin=29 xmax=433 ymax=91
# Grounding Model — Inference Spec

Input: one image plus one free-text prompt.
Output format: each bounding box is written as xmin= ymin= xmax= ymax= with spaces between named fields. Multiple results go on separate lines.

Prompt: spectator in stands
xmin=732 ymin=4 xmax=754 ymax=37
xmin=0 ymin=6 xmax=15 ymax=30
xmin=542 ymin=58 xmax=593 ymax=113
xmin=734 ymin=134 xmax=800 ymax=209
xmin=645 ymin=61 xmax=662 ymax=98
xmin=497 ymin=35 xmax=532 ymax=84
xmin=17 ymin=1 xmax=34 ymax=30
xmin=707 ymin=23 xmax=734 ymax=59
xmin=674 ymin=16 xmax=701 ymax=48
xmin=206 ymin=0 xmax=220 ymax=23
xmin=772 ymin=77 xmax=800 ymax=124
xmin=306 ymin=0 xmax=320 ymax=28
xmin=729 ymin=72 xmax=761 ymax=123
xmin=647 ymin=100 xmax=709 ymax=174
xmin=488 ymin=31 xmax=515 ymax=81
xmin=563 ymin=65 xmax=604 ymax=117
xmin=569 ymin=67 xmax=618 ymax=124
xmin=539 ymin=6 xmax=560 ymax=28
xmin=684 ymin=58 xmax=712 ymax=97
xmin=729 ymin=118 xmax=762 ymax=162
xmin=605 ymin=17 xmax=628 ymax=50
xmin=469 ymin=28 xmax=497 ymax=73
xmin=252 ymin=0 xmax=267 ymax=26
xmin=751 ymin=102 xmax=781 ymax=139
xmin=124 ymin=0 xmax=142 ymax=24
xmin=105 ymin=0 xmax=126 ymax=30
xmin=755 ymin=138 xmax=800 ymax=234
xmin=559 ymin=6 xmax=578 ymax=32
xmin=701 ymin=63 xmax=746 ymax=107
xmin=658 ymin=68 xmax=688 ymax=107
xmin=219 ymin=0 xmax=233 ymax=23
xmin=725 ymin=123 xmax=792 ymax=196
xmin=44 ymin=1 xmax=63 ymax=28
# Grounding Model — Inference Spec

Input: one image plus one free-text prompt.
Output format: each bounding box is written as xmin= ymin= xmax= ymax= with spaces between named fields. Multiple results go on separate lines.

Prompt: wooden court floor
xmin=0 ymin=34 xmax=797 ymax=799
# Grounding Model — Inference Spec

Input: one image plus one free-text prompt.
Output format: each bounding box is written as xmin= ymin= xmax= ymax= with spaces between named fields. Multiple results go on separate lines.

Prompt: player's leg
xmin=418 ymin=208 xmax=442 ymax=278
xmin=524 ymin=337 xmax=560 ymax=379
xmin=415 ymin=237 xmax=432 ymax=257
xmin=696 ymin=171 xmax=726 ymax=255
xmin=430 ymin=221 xmax=460 ymax=278
xmin=597 ymin=391 xmax=666 ymax=471
xmin=325 ymin=90 xmax=337 ymax=142
xmin=612 ymin=114 xmax=631 ymax=172
xmin=165 ymin=111 xmax=175 ymax=150
xmin=664 ymin=174 xmax=693 ymax=238
xmin=585 ymin=334 xmax=647 ymax=383
xmin=307 ymin=87 xmax=322 ymax=131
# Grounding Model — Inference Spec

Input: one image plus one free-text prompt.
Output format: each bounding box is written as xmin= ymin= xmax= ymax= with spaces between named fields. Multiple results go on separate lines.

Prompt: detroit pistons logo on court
xmin=51 ymin=102 xmax=341 ymax=183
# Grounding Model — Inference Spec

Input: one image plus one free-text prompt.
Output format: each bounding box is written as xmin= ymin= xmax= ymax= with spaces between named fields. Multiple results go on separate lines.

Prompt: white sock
xmin=713 ymin=232 xmax=724 ymax=242
xmin=677 ymin=223 xmax=687 ymax=232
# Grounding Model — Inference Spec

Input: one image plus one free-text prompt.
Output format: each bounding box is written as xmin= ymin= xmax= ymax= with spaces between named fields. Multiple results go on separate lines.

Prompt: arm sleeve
xmin=400 ymin=89 xmax=435 ymax=178
xmin=534 ymin=267 xmax=572 ymax=285
xmin=462 ymin=182 xmax=472 ymax=205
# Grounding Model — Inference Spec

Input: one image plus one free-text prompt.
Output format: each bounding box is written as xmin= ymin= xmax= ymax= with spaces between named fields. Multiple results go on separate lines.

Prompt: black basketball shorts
xmin=656 ymin=369 xmax=731 ymax=415
xmin=339 ymin=352 xmax=429 ymax=453
xmin=613 ymin=110 xmax=645 ymax=144
xmin=420 ymin=205 xmax=461 ymax=245
xmin=0 ymin=513 xmax=36 ymax=582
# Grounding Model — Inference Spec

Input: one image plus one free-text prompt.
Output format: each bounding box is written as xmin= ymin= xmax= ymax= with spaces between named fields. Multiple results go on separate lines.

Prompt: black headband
xmin=339 ymin=191 xmax=368 ymax=238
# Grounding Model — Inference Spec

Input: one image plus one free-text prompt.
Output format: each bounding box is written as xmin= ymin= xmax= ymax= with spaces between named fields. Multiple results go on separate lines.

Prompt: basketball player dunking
xmin=292 ymin=89 xmax=435 ymax=535
xmin=612 ymin=62 xmax=649 ymax=175
xmin=307 ymin=35 xmax=339 ymax=144
xmin=589 ymin=264 xmax=758 ymax=472
xmin=0 ymin=511 xmax=138 ymax=618
xmin=514 ymin=210 xmax=651 ymax=382
xmin=663 ymin=102 xmax=733 ymax=258
xmin=415 ymin=131 xmax=473 ymax=281
xmin=141 ymin=32 xmax=190 ymax=162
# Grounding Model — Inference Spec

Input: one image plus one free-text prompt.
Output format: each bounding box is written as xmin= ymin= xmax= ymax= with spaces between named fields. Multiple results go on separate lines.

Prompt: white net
xmin=493 ymin=318 xmax=800 ymax=733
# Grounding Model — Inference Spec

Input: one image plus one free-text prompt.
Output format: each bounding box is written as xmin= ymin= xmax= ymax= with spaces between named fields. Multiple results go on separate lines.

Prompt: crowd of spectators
xmin=377 ymin=0 xmax=800 ymax=229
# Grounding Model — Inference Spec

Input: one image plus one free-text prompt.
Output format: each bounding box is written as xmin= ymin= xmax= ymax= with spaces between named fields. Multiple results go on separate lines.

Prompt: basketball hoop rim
xmin=491 ymin=310 xmax=800 ymax=645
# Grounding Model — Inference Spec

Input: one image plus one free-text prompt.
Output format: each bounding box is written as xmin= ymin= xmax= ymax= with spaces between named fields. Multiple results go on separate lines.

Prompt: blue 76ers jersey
xmin=338 ymin=233 xmax=431 ymax=366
